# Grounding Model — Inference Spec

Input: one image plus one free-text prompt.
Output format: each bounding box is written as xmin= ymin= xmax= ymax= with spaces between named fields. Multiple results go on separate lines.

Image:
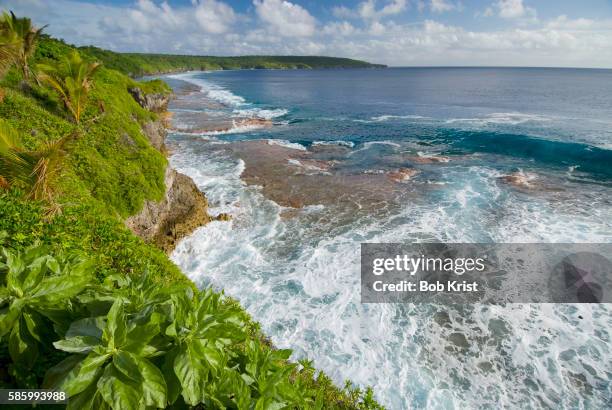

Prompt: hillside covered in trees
xmin=81 ymin=45 xmax=386 ymax=77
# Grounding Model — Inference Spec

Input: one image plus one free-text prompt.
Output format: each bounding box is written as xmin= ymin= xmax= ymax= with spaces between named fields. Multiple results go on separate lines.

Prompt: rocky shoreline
xmin=125 ymin=88 xmax=227 ymax=253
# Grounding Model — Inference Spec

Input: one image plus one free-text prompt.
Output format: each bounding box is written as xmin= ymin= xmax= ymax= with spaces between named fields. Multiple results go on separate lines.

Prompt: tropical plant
xmin=44 ymin=299 xmax=168 ymax=409
xmin=0 ymin=26 xmax=19 ymax=78
xmin=0 ymin=119 xmax=66 ymax=201
xmin=38 ymin=50 xmax=101 ymax=123
xmin=0 ymin=242 xmax=93 ymax=379
xmin=162 ymin=288 xmax=249 ymax=407
xmin=0 ymin=11 xmax=45 ymax=81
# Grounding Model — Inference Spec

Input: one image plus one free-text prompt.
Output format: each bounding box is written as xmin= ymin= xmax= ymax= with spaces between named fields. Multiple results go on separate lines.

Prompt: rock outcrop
xmin=128 ymin=87 xmax=171 ymax=113
xmin=126 ymin=167 xmax=213 ymax=253
xmin=126 ymin=85 xmax=223 ymax=253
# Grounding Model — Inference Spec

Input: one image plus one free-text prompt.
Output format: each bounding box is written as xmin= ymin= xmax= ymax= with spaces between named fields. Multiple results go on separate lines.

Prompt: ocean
xmin=163 ymin=68 xmax=612 ymax=409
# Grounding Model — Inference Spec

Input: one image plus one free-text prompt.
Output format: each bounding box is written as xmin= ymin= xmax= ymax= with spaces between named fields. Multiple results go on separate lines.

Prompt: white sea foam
xmin=312 ymin=140 xmax=355 ymax=148
xmin=355 ymin=114 xmax=428 ymax=123
xmin=168 ymin=72 xmax=246 ymax=106
xmin=234 ymin=108 xmax=289 ymax=119
xmin=267 ymin=139 xmax=307 ymax=151
xmin=363 ymin=141 xmax=401 ymax=148
xmin=173 ymin=121 xmax=268 ymax=137
xmin=446 ymin=112 xmax=552 ymax=126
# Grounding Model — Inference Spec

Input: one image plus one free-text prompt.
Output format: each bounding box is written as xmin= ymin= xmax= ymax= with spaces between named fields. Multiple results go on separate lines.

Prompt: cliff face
xmin=126 ymin=166 xmax=212 ymax=253
xmin=128 ymin=87 xmax=171 ymax=113
xmin=126 ymin=87 xmax=219 ymax=253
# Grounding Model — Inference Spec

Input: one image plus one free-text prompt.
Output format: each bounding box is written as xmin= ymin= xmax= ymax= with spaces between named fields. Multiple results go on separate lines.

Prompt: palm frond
xmin=0 ymin=11 xmax=45 ymax=80
xmin=0 ymin=119 xmax=67 ymax=201
xmin=38 ymin=51 xmax=101 ymax=123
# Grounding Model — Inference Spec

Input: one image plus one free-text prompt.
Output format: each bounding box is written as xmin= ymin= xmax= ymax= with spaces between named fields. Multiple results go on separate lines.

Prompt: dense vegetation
xmin=80 ymin=45 xmax=386 ymax=77
xmin=0 ymin=11 xmax=383 ymax=410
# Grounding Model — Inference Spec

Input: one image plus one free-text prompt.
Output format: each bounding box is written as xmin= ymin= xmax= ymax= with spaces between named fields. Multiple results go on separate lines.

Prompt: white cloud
xmin=358 ymin=0 xmax=407 ymax=20
xmin=193 ymin=0 xmax=236 ymax=34
xmin=323 ymin=21 xmax=357 ymax=36
xmin=494 ymin=0 xmax=536 ymax=21
xmin=254 ymin=0 xmax=316 ymax=37
xmin=332 ymin=5 xmax=357 ymax=19
xmin=430 ymin=0 xmax=458 ymax=13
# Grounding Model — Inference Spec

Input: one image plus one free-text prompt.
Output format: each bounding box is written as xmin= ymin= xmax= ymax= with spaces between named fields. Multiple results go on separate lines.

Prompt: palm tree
xmin=0 ymin=27 xmax=19 ymax=78
xmin=38 ymin=50 xmax=101 ymax=124
xmin=0 ymin=11 xmax=45 ymax=81
xmin=0 ymin=119 xmax=65 ymax=201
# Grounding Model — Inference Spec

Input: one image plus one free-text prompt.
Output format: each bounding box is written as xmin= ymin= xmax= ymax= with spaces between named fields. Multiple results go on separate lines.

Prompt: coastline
xmin=124 ymin=87 xmax=230 ymax=253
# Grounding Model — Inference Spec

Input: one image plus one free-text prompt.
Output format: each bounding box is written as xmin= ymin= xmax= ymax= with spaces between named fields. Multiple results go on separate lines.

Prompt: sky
xmin=1 ymin=0 xmax=612 ymax=67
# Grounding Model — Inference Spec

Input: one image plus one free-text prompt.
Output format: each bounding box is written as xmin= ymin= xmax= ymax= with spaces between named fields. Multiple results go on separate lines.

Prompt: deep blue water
xmin=173 ymin=67 xmax=612 ymax=180
xmin=166 ymin=68 xmax=612 ymax=409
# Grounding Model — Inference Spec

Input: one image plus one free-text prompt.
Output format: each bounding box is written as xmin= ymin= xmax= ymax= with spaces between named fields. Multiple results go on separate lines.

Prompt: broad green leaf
xmin=23 ymin=311 xmax=43 ymax=343
xmin=30 ymin=271 xmax=91 ymax=305
xmin=134 ymin=353 xmax=167 ymax=408
xmin=219 ymin=369 xmax=251 ymax=410
xmin=8 ymin=317 xmax=37 ymax=367
xmin=0 ymin=287 xmax=9 ymax=304
xmin=5 ymin=251 xmax=25 ymax=296
xmin=0 ymin=302 xmax=21 ymax=337
xmin=123 ymin=316 xmax=160 ymax=355
xmin=174 ymin=343 xmax=206 ymax=405
xmin=53 ymin=352 xmax=109 ymax=396
xmin=97 ymin=363 xmax=143 ymax=410
xmin=194 ymin=339 xmax=223 ymax=372
xmin=113 ymin=350 xmax=142 ymax=384
xmin=104 ymin=300 xmax=127 ymax=348
xmin=161 ymin=347 xmax=181 ymax=405
xmin=21 ymin=256 xmax=49 ymax=293
xmin=66 ymin=381 xmax=107 ymax=410
xmin=65 ymin=316 xmax=105 ymax=340
xmin=43 ymin=354 xmax=84 ymax=390
xmin=54 ymin=336 xmax=100 ymax=353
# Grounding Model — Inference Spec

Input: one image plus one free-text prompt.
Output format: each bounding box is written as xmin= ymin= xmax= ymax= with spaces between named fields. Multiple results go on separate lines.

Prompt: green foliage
xmin=0 ymin=242 xmax=92 ymax=385
xmin=0 ymin=191 xmax=187 ymax=286
xmin=0 ymin=20 xmax=19 ymax=79
xmin=0 ymin=11 xmax=45 ymax=81
xmin=0 ymin=243 xmax=383 ymax=409
xmin=38 ymin=50 xmax=101 ymax=123
xmin=133 ymin=78 xmax=171 ymax=95
xmin=0 ymin=118 xmax=67 ymax=201
xmin=80 ymin=46 xmax=385 ymax=76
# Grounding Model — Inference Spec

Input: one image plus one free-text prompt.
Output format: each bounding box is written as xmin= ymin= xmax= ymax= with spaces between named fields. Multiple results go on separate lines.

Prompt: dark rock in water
xmin=129 ymin=87 xmax=171 ymax=113
xmin=126 ymin=167 xmax=213 ymax=253
xmin=215 ymin=213 xmax=232 ymax=221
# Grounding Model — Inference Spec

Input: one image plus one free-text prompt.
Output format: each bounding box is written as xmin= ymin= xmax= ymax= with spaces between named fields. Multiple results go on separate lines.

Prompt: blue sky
xmin=2 ymin=1 xmax=612 ymax=67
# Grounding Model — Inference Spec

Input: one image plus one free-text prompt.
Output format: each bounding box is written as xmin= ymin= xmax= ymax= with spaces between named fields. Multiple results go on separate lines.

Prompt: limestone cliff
xmin=126 ymin=166 xmax=212 ymax=253
xmin=126 ymin=87 xmax=226 ymax=253
xmin=128 ymin=87 xmax=170 ymax=113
